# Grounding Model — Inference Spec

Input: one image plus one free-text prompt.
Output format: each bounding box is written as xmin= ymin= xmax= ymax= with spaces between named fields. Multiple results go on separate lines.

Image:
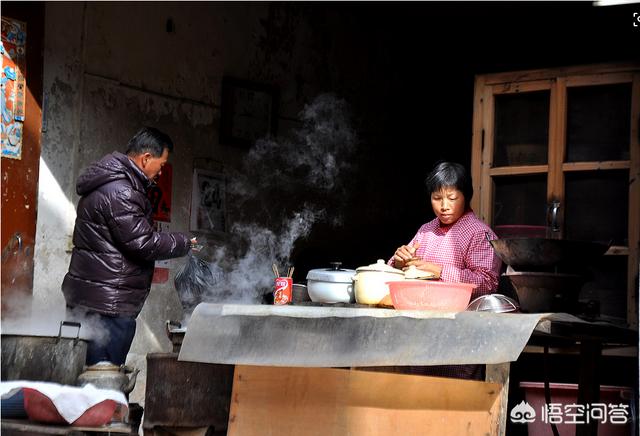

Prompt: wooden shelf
xmin=489 ymin=165 xmax=548 ymax=176
xmin=562 ymin=161 xmax=630 ymax=172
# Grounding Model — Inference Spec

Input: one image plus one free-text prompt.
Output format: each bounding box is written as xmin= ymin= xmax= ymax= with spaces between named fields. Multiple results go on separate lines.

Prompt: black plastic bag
xmin=174 ymin=252 xmax=214 ymax=314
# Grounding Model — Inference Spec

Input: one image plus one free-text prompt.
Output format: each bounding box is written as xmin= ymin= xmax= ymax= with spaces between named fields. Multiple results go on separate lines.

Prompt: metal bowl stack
xmin=466 ymin=294 xmax=520 ymax=313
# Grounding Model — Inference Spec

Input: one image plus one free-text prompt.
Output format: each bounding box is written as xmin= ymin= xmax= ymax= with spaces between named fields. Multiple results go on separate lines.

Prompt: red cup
xmin=274 ymin=277 xmax=293 ymax=305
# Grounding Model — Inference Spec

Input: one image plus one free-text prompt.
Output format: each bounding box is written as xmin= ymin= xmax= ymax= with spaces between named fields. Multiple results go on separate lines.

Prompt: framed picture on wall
xmin=190 ymin=169 xmax=226 ymax=234
xmin=219 ymin=77 xmax=279 ymax=147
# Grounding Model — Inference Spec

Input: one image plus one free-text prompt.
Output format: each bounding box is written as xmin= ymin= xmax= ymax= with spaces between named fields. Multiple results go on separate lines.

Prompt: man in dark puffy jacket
xmin=62 ymin=126 xmax=195 ymax=366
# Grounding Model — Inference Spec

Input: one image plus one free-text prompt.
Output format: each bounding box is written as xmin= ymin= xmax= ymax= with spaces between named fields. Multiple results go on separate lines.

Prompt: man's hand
xmin=190 ymin=237 xmax=203 ymax=252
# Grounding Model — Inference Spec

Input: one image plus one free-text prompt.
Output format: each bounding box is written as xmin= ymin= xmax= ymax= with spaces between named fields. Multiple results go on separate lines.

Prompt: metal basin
xmin=466 ymin=294 xmax=520 ymax=313
xmin=488 ymin=238 xmax=609 ymax=269
xmin=506 ymin=271 xmax=585 ymax=313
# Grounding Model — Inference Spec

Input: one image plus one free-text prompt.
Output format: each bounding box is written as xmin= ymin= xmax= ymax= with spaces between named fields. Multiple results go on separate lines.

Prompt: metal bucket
xmin=1 ymin=321 xmax=87 ymax=385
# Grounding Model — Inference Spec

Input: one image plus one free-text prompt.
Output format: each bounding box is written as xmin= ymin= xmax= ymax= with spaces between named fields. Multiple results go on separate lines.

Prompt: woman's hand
xmin=393 ymin=243 xmax=419 ymax=268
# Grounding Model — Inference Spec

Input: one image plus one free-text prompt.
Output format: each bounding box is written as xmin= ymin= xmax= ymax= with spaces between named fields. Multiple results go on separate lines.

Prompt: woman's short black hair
xmin=125 ymin=126 xmax=174 ymax=157
xmin=425 ymin=161 xmax=473 ymax=208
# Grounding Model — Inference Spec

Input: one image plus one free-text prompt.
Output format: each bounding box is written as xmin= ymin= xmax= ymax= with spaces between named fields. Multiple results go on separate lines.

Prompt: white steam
xmin=1 ymin=294 xmax=109 ymax=346
xmin=175 ymin=94 xmax=357 ymax=316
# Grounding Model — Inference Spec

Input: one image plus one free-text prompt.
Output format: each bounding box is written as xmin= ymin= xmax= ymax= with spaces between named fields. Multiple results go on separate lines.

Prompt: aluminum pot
xmin=353 ymin=259 xmax=404 ymax=305
xmin=306 ymin=262 xmax=355 ymax=303
xmin=1 ymin=321 xmax=87 ymax=385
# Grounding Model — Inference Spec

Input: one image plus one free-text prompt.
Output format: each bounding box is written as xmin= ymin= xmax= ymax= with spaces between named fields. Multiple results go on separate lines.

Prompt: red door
xmin=1 ymin=4 xmax=44 ymax=317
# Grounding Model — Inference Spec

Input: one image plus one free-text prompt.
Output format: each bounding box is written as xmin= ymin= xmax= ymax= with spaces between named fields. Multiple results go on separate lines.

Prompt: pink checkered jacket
xmin=389 ymin=210 xmax=501 ymax=299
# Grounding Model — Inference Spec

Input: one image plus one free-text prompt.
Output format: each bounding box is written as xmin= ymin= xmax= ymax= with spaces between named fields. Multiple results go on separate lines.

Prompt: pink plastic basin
xmin=387 ymin=280 xmax=476 ymax=311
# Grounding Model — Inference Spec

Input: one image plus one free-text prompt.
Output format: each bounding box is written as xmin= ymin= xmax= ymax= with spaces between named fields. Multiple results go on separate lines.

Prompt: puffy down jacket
xmin=62 ymin=152 xmax=190 ymax=317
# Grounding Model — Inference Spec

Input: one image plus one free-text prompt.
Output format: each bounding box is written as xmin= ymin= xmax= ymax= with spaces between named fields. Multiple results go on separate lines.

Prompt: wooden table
xmin=177 ymin=304 xmax=637 ymax=436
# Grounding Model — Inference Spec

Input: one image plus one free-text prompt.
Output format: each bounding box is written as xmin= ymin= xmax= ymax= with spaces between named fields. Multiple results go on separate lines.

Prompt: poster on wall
xmin=1 ymin=17 xmax=27 ymax=160
xmin=148 ymin=162 xmax=173 ymax=222
xmin=190 ymin=169 xmax=226 ymax=234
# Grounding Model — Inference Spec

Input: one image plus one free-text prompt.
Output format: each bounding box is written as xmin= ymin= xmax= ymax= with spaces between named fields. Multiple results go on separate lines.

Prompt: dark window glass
xmin=566 ymin=84 xmax=631 ymax=162
xmin=493 ymin=174 xmax=547 ymax=227
xmin=564 ymin=170 xmax=628 ymax=245
xmin=494 ymin=91 xmax=550 ymax=167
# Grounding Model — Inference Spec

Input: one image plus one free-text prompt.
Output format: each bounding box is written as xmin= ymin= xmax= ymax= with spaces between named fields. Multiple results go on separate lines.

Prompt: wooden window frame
xmin=471 ymin=62 xmax=640 ymax=328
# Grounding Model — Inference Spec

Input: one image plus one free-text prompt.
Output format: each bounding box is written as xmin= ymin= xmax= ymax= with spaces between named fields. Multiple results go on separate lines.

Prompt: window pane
xmin=566 ymin=83 xmax=631 ymax=162
xmin=564 ymin=170 xmax=628 ymax=245
xmin=493 ymin=91 xmax=549 ymax=167
xmin=493 ymin=175 xmax=547 ymax=227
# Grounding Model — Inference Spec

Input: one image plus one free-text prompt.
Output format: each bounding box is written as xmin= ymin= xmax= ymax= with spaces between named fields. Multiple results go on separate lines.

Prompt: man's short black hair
xmin=425 ymin=161 xmax=473 ymax=208
xmin=125 ymin=127 xmax=173 ymax=157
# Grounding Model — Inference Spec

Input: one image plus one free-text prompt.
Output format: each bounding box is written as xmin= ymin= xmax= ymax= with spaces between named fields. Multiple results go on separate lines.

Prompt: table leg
xmin=576 ymin=340 xmax=601 ymax=436
xmin=486 ymin=362 xmax=510 ymax=436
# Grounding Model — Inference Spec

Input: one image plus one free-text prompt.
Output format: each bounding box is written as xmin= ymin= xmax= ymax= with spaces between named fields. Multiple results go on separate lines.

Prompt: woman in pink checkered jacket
xmin=388 ymin=161 xmax=502 ymax=380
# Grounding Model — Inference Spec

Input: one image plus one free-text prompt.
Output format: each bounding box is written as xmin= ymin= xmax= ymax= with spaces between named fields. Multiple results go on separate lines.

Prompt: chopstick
xmin=273 ymin=264 xmax=295 ymax=278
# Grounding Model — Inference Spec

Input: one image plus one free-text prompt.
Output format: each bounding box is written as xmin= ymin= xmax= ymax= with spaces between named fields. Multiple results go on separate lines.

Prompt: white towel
xmin=0 ymin=381 xmax=127 ymax=424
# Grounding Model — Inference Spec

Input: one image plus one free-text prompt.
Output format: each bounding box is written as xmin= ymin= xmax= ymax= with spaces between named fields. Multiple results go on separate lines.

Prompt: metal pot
xmin=306 ymin=262 xmax=355 ymax=303
xmin=506 ymin=270 xmax=585 ymax=313
xmin=77 ymin=362 xmax=140 ymax=394
xmin=353 ymin=259 xmax=404 ymax=305
xmin=1 ymin=321 xmax=87 ymax=385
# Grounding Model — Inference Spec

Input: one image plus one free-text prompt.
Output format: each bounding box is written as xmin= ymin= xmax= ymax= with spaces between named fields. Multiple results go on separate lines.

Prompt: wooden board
xmin=1 ymin=419 xmax=131 ymax=434
xmin=227 ymin=365 xmax=503 ymax=436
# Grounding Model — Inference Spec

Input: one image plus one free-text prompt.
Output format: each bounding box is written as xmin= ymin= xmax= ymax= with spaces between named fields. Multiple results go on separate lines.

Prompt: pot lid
xmin=356 ymin=259 xmax=404 ymax=275
xmin=306 ymin=262 xmax=355 ymax=283
xmin=85 ymin=361 xmax=122 ymax=371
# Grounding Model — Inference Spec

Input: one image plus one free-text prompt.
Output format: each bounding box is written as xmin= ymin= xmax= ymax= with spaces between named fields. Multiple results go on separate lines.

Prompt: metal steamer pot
xmin=306 ymin=262 xmax=356 ymax=303
xmin=353 ymin=259 xmax=405 ymax=306
xmin=1 ymin=321 xmax=87 ymax=385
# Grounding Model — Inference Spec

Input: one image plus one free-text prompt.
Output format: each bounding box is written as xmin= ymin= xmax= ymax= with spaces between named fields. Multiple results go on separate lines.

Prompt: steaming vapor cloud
xmin=231 ymin=93 xmax=356 ymax=204
xmin=176 ymin=94 xmax=357 ymax=314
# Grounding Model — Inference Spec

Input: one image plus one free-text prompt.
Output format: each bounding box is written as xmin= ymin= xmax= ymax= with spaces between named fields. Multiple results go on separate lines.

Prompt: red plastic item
xmin=22 ymin=387 xmax=118 ymax=427
xmin=386 ymin=280 xmax=476 ymax=311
